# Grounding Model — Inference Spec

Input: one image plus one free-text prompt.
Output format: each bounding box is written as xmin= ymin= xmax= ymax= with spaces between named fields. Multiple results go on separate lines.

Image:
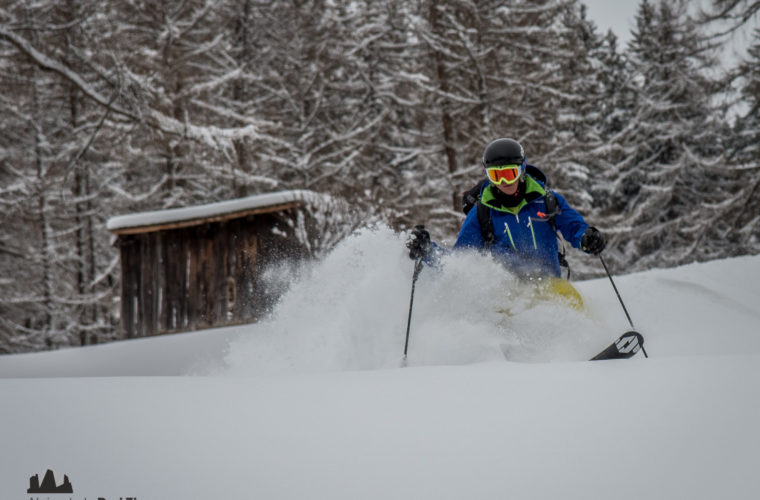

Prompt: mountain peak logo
xmin=28 ymin=469 xmax=73 ymax=494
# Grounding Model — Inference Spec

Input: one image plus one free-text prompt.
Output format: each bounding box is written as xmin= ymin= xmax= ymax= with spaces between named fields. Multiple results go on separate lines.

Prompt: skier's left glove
xmin=581 ymin=227 xmax=606 ymax=255
xmin=407 ymin=225 xmax=432 ymax=260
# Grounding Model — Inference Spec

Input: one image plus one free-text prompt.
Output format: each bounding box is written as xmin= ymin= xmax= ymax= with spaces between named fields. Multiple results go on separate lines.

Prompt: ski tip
xmin=591 ymin=331 xmax=646 ymax=361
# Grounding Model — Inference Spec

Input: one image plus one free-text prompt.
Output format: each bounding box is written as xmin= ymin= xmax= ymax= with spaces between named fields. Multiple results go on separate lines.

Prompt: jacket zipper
xmin=503 ymin=222 xmax=516 ymax=249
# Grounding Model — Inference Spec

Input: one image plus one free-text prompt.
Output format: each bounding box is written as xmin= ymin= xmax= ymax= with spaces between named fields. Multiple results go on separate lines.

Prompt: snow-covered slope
xmin=1 ymin=227 xmax=758 ymax=499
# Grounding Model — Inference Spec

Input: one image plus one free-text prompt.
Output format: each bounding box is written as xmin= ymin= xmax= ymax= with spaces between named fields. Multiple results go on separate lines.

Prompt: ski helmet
xmin=482 ymin=138 xmax=525 ymax=168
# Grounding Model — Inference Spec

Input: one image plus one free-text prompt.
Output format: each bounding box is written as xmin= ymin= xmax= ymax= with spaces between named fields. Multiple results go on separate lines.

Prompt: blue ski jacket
xmin=453 ymin=175 xmax=589 ymax=278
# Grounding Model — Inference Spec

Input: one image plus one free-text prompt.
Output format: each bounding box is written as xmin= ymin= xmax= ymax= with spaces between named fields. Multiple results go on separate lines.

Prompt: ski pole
xmin=402 ymin=257 xmax=424 ymax=365
xmin=599 ymin=254 xmax=648 ymax=358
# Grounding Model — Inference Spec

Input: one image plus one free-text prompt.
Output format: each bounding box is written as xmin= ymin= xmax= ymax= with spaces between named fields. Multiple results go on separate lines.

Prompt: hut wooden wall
xmin=118 ymin=211 xmax=304 ymax=338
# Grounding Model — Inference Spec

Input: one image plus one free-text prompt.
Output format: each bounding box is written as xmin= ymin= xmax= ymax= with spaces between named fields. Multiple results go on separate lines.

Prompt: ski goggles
xmin=486 ymin=165 xmax=522 ymax=185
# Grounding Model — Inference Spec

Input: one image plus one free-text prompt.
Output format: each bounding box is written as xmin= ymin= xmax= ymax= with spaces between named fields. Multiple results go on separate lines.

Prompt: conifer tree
xmin=588 ymin=29 xmax=634 ymax=210
xmin=538 ymin=2 xmax=631 ymax=277
xmin=702 ymin=0 xmax=760 ymax=31
xmin=604 ymin=0 xmax=725 ymax=271
xmin=544 ymin=2 xmax=607 ymax=212
xmin=722 ymin=28 xmax=760 ymax=254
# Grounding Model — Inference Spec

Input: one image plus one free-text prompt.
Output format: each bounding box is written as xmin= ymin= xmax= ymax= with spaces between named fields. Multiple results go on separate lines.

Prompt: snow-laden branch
xmin=0 ymin=25 xmax=138 ymax=119
xmin=0 ymin=26 xmax=264 ymax=151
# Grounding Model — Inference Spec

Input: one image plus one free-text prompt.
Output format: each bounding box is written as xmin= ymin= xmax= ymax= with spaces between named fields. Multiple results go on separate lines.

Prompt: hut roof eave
xmin=107 ymin=190 xmax=314 ymax=235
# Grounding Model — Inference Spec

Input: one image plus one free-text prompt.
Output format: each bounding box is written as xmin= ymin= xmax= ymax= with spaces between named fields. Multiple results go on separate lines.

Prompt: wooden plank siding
xmin=116 ymin=208 xmax=307 ymax=337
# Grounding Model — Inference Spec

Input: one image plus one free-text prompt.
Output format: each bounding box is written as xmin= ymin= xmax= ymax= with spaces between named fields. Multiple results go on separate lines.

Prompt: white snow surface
xmin=1 ymin=226 xmax=759 ymax=499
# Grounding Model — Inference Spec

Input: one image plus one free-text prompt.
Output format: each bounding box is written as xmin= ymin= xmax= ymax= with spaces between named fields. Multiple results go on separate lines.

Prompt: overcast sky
xmin=582 ymin=0 xmax=639 ymax=47
xmin=582 ymin=0 xmax=757 ymax=66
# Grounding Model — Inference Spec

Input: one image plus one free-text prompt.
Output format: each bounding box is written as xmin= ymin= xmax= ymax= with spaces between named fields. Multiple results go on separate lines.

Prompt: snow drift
xmin=1 ymin=226 xmax=759 ymax=500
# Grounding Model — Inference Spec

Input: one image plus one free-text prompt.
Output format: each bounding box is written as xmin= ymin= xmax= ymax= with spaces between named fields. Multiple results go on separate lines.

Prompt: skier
xmin=406 ymin=138 xmax=606 ymax=281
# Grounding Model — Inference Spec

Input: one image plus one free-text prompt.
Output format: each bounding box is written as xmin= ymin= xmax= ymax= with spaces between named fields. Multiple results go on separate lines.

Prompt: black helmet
xmin=482 ymin=138 xmax=525 ymax=167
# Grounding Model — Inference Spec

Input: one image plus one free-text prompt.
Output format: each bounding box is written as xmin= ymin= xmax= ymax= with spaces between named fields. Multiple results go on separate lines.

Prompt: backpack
xmin=461 ymin=168 xmax=571 ymax=278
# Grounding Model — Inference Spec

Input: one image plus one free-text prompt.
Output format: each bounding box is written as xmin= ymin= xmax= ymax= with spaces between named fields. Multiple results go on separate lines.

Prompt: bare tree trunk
xmin=32 ymin=70 xmax=53 ymax=342
xmin=428 ymin=1 xmax=459 ymax=212
xmin=231 ymin=0 xmax=254 ymax=197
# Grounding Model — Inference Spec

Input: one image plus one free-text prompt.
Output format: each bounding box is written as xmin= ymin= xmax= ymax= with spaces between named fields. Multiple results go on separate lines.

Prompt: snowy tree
xmin=0 ymin=0 xmax=122 ymax=350
xmin=100 ymin=0 xmax=237 ymax=208
xmin=325 ymin=1 xmax=427 ymax=228
xmin=721 ymin=28 xmax=760 ymax=254
xmin=401 ymin=0 xmax=574 ymax=238
xmin=701 ymin=0 xmax=760 ymax=31
xmin=602 ymin=0 xmax=726 ymax=271
xmin=526 ymin=2 xmax=629 ymax=278
xmin=403 ymin=0 xmax=491 ymax=234
xmin=585 ymin=29 xmax=634 ymax=208
xmin=218 ymin=2 xmax=389 ymax=204
xmin=542 ymin=1 xmax=608 ymax=212
xmin=480 ymin=0 xmax=574 ymax=161
xmin=0 ymin=57 xmax=64 ymax=351
xmin=0 ymin=0 xmax=754 ymax=353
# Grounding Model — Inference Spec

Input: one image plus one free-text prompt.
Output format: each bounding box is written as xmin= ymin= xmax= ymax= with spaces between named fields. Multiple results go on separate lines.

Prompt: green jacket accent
xmin=479 ymin=176 xmax=546 ymax=215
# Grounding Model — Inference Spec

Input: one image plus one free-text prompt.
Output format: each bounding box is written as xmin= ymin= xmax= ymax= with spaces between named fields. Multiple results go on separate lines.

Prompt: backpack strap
xmin=476 ymin=200 xmax=495 ymax=249
xmin=524 ymin=164 xmax=548 ymax=184
xmin=460 ymin=180 xmax=495 ymax=248
xmin=461 ymin=180 xmax=488 ymax=215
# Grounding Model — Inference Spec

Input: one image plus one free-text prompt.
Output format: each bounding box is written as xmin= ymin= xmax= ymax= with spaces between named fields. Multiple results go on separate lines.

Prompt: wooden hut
xmin=107 ymin=191 xmax=313 ymax=338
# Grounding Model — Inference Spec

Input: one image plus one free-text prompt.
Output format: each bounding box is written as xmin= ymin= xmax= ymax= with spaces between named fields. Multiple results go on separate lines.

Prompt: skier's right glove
xmin=581 ymin=226 xmax=606 ymax=255
xmin=407 ymin=225 xmax=432 ymax=260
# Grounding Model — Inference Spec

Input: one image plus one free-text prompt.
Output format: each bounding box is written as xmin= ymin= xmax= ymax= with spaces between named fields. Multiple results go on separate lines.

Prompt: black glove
xmin=581 ymin=226 xmax=606 ymax=255
xmin=406 ymin=225 xmax=432 ymax=260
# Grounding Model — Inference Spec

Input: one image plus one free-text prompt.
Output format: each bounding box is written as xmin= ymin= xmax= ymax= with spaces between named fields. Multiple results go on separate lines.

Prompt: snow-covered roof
xmin=107 ymin=190 xmax=312 ymax=234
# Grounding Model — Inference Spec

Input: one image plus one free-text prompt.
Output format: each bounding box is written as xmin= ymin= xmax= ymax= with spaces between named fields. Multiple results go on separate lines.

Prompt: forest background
xmin=1 ymin=0 xmax=758 ymax=353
